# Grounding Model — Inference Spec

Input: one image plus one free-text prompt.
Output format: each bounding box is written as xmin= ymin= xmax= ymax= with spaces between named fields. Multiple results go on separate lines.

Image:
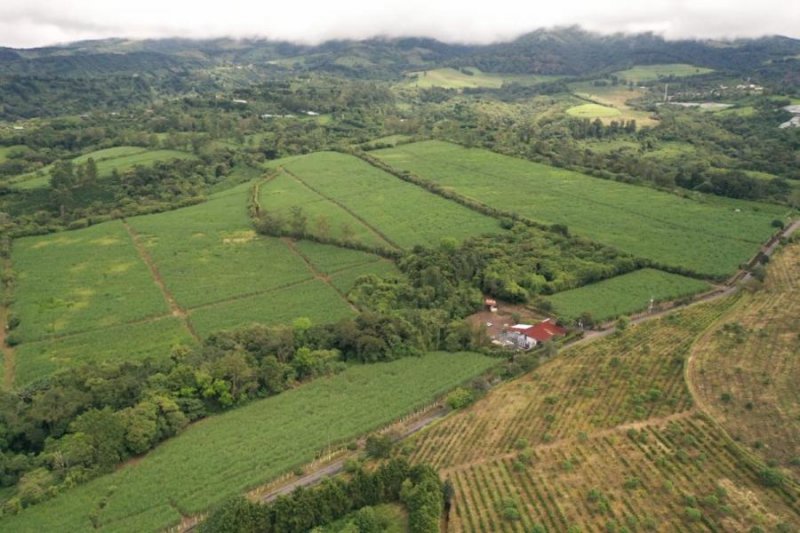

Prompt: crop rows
xmin=408 ymin=297 xmax=734 ymax=470
xmin=373 ymin=140 xmax=785 ymax=277
xmin=448 ymin=414 xmax=800 ymax=532
xmin=689 ymin=243 xmax=800 ymax=476
xmin=278 ymin=151 xmax=502 ymax=248
xmin=0 ymin=352 xmax=497 ymax=533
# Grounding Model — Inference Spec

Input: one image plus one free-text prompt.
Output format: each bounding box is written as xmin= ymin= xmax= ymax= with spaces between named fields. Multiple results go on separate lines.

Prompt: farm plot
xmin=259 ymin=170 xmax=393 ymax=249
xmin=567 ymin=82 xmax=656 ymax=125
xmin=373 ymin=141 xmax=785 ymax=277
xmin=126 ymin=182 xmax=313 ymax=309
xmin=546 ymin=268 xmax=710 ymax=322
xmin=689 ymin=243 xmax=800 ymax=477
xmin=279 ymin=151 xmax=502 ymax=248
xmin=11 ymin=221 xmax=168 ymax=343
xmin=566 ymin=103 xmax=621 ymax=118
xmin=405 ymin=297 xmax=734 ymax=470
xmin=0 ymin=352 xmax=497 ymax=533
xmin=14 ymin=317 xmax=194 ymax=386
xmin=447 ymin=414 xmax=800 ymax=532
xmin=613 ymin=63 xmax=714 ymax=84
xmin=12 ymin=148 xmax=195 ymax=190
xmin=403 ymin=67 xmax=553 ymax=89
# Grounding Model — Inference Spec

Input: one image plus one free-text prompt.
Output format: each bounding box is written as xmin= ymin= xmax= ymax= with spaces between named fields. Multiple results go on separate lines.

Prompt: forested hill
xmin=2 ymin=27 xmax=799 ymax=78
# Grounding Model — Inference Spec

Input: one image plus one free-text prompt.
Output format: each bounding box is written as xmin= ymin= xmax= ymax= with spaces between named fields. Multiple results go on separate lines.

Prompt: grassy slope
xmin=613 ymin=63 xmax=714 ymax=83
xmin=403 ymin=67 xmax=552 ymax=89
xmin=279 ymin=151 xmax=502 ymax=248
xmin=2 ymin=352 xmax=496 ymax=533
xmin=566 ymin=103 xmax=622 ymax=118
xmin=373 ymin=141 xmax=786 ymax=277
xmin=546 ymin=268 xmax=710 ymax=321
xmin=689 ymin=243 xmax=800 ymax=478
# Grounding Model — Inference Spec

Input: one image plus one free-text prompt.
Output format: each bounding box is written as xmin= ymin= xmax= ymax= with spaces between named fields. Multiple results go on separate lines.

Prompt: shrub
xmin=684 ymin=507 xmax=702 ymax=522
xmin=446 ymin=387 xmax=474 ymax=410
xmin=365 ymin=434 xmax=394 ymax=459
xmin=758 ymin=467 xmax=785 ymax=487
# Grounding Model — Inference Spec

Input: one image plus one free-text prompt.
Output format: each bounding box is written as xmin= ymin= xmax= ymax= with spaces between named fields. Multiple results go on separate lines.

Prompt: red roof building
xmin=519 ymin=319 xmax=566 ymax=343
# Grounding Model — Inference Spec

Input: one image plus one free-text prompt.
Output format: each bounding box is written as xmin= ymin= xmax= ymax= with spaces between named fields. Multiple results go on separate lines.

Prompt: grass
xmin=689 ymin=243 xmax=800 ymax=478
xmin=259 ymin=170 xmax=392 ymax=249
xmin=188 ymin=279 xmax=356 ymax=337
xmin=566 ymin=103 xmax=621 ymax=118
xmin=0 ymin=352 xmax=497 ymax=533
xmin=613 ymin=64 xmax=714 ymax=84
xmin=0 ymin=144 xmax=28 ymax=163
xmin=546 ymin=268 xmax=710 ymax=322
xmin=320 ymin=503 xmax=407 ymax=532
xmin=11 ymin=221 xmax=168 ymax=342
xmin=402 ymin=298 xmax=800 ymax=531
xmin=568 ymin=82 xmax=657 ymax=125
xmin=12 ymin=148 xmax=195 ymax=190
xmin=14 ymin=317 xmax=195 ymax=386
xmin=274 ymin=151 xmax=502 ymax=248
xmin=128 ymin=182 xmax=312 ymax=309
xmin=373 ymin=140 xmax=787 ymax=277
xmin=403 ymin=67 xmax=552 ymax=89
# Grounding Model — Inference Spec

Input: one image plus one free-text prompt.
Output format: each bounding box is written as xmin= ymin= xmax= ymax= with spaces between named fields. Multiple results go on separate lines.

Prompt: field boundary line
xmin=1 ymin=256 xmax=15 ymax=390
xmin=280 ymin=237 xmax=359 ymax=313
xmin=185 ymin=277 xmax=317 ymax=312
xmin=122 ymin=220 xmax=200 ymax=342
xmin=280 ymin=167 xmax=402 ymax=250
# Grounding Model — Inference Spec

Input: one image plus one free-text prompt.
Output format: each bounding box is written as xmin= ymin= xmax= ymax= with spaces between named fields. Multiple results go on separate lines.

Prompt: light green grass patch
xmin=12 ymin=221 xmax=168 ymax=342
xmin=293 ymin=240 xmax=387 ymax=274
xmin=15 ymin=317 xmax=195 ymax=386
xmin=613 ymin=64 xmax=714 ymax=84
xmin=546 ymin=269 xmax=710 ymax=322
xmin=0 ymin=352 xmax=496 ymax=533
xmin=283 ymin=152 xmax=502 ymax=248
xmin=566 ymin=103 xmax=622 ymax=118
xmin=373 ymin=141 xmax=786 ymax=277
xmin=330 ymin=260 xmax=400 ymax=294
xmin=404 ymin=67 xmax=553 ymax=89
xmin=259 ymin=171 xmax=392 ymax=249
xmin=188 ymin=278 xmax=354 ymax=337
xmin=0 ymin=144 xmax=28 ymax=163
xmin=128 ymin=183 xmax=313 ymax=309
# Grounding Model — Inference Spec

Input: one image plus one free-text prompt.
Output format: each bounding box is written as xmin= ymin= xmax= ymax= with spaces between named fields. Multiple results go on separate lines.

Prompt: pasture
xmin=403 ymin=297 xmax=800 ymax=531
xmin=0 ymin=352 xmax=496 ymax=533
xmin=276 ymin=151 xmax=502 ymax=248
xmin=546 ymin=268 xmax=710 ymax=322
xmin=373 ymin=141 xmax=786 ymax=277
xmin=403 ymin=67 xmax=552 ymax=89
xmin=565 ymin=102 xmax=621 ymax=118
xmin=613 ymin=63 xmax=714 ymax=84
xmin=568 ymin=82 xmax=656 ymax=125
xmin=689 ymin=243 xmax=800 ymax=478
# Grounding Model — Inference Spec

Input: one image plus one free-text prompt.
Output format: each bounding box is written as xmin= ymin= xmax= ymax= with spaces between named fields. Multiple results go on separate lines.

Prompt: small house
xmin=484 ymin=298 xmax=498 ymax=312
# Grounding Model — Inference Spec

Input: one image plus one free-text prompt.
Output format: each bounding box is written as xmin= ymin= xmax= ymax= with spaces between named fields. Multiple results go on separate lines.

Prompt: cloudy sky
xmin=1 ymin=0 xmax=798 ymax=49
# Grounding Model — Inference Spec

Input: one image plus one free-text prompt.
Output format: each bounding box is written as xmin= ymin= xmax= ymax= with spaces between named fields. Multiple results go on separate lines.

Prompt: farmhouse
xmin=496 ymin=319 xmax=567 ymax=350
xmin=484 ymin=298 xmax=498 ymax=312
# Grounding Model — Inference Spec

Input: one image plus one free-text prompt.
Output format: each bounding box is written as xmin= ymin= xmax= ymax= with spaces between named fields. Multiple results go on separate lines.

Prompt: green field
xmin=273 ymin=151 xmax=502 ymax=248
xmin=565 ymin=102 xmax=622 ymax=118
xmin=404 ymin=67 xmax=552 ymax=89
xmin=1 ymin=352 xmax=496 ymax=532
xmin=11 ymin=221 xmax=168 ymax=343
xmin=12 ymin=148 xmax=195 ymax=190
xmin=14 ymin=317 xmax=195 ymax=386
xmin=259 ymin=170 xmax=393 ymax=249
xmin=373 ymin=141 xmax=785 ymax=277
xmin=612 ymin=63 xmax=714 ymax=83
xmin=546 ymin=268 xmax=711 ymax=322
xmin=0 ymin=144 xmax=28 ymax=162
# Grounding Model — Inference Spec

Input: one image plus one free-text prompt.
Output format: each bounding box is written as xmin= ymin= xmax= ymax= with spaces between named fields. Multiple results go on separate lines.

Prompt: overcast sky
xmin=1 ymin=0 xmax=798 ymax=49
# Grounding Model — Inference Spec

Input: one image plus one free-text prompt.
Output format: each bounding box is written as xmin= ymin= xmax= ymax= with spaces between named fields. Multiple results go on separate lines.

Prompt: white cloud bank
xmin=0 ymin=0 xmax=798 ymax=48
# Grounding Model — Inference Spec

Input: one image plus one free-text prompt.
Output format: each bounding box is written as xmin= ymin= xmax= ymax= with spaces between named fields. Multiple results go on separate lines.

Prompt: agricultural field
xmin=11 ymin=221 xmax=168 ymax=343
xmin=0 ymin=352 xmax=497 ymax=533
xmin=8 ymin=181 xmax=398 ymax=385
xmin=403 ymin=297 xmax=800 ymax=531
xmin=10 ymin=147 xmax=196 ymax=190
xmin=273 ymin=151 xmax=502 ymax=248
xmin=689 ymin=243 xmax=800 ymax=478
xmin=403 ymin=67 xmax=552 ymax=89
xmin=612 ymin=63 xmax=714 ymax=84
xmin=373 ymin=140 xmax=787 ymax=277
xmin=406 ymin=297 xmax=733 ymax=469
xmin=0 ymin=144 xmax=27 ymax=162
xmin=568 ymin=82 xmax=657 ymax=125
xmin=546 ymin=268 xmax=711 ymax=322
xmin=565 ymin=102 xmax=621 ymax=118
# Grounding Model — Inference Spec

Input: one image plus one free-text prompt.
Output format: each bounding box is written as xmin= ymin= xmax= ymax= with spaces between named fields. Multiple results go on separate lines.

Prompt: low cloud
xmin=0 ymin=0 xmax=797 ymax=49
